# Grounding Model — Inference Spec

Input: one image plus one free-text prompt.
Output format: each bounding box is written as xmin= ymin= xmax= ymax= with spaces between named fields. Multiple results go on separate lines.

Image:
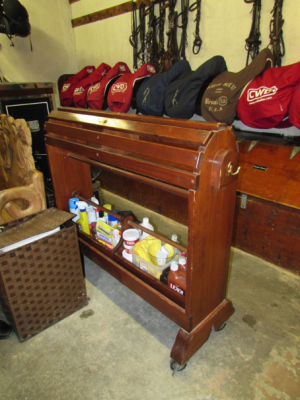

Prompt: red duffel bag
xmin=237 ymin=61 xmax=300 ymax=129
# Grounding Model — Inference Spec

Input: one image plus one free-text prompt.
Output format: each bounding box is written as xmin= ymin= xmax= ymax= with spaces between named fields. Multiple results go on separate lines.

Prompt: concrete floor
xmin=1 ymin=248 xmax=300 ymax=400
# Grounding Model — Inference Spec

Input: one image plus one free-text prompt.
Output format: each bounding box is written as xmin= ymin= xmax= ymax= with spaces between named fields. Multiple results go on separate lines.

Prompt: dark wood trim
xmin=44 ymin=121 xmax=202 ymax=169
xmin=79 ymin=238 xmax=188 ymax=329
xmin=45 ymin=135 xmax=199 ymax=190
xmin=171 ymin=300 xmax=235 ymax=365
xmin=68 ymin=153 xmax=189 ymax=198
xmin=47 ymin=110 xmax=214 ymax=147
xmin=57 ymin=106 xmax=226 ymax=133
xmin=71 ymin=0 xmax=161 ymax=28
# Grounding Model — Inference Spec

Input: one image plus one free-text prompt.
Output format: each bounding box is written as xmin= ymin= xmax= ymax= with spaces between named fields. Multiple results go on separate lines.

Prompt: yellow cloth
xmin=133 ymin=236 xmax=161 ymax=263
xmin=164 ymin=243 xmax=174 ymax=257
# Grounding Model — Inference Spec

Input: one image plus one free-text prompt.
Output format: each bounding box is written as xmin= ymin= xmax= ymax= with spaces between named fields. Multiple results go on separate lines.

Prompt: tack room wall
xmin=1 ymin=1 xmax=299 ymax=109
xmin=0 ymin=0 xmax=78 ymax=108
xmin=71 ymin=0 xmax=300 ymax=73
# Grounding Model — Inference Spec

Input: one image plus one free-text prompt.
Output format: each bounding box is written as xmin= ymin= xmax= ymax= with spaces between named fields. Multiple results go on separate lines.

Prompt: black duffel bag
xmin=0 ymin=0 xmax=31 ymax=44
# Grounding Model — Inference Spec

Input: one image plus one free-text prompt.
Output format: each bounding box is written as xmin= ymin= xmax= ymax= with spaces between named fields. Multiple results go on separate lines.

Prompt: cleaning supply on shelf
xmin=169 ymin=234 xmax=180 ymax=244
xmin=178 ymin=256 xmax=187 ymax=274
xmin=132 ymin=235 xmax=159 ymax=263
xmin=122 ymin=248 xmax=133 ymax=263
xmin=155 ymin=246 xmax=170 ymax=266
xmin=103 ymin=204 xmax=112 ymax=223
xmin=87 ymin=205 xmax=97 ymax=226
xmin=108 ymin=211 xmax=119 ymax=228
xmin=69 ymin=198 xmax=80 ymax=222
xmin=76 ymin=201 xmax=91 ymax=235
xmin=90 ymin=196 xmax=100 ymax=219
xmin=98 ymin=210 xmax=106 ymax=222
xmin=164 ymin=243 xmax=175 ymax=257
xmin=96 ymin=219 xmax=115 ymax=249
xmin=122 ymin=229 xmax=140 ymax=252
xmin=139 ymin=217 xmax=154 ymax=240
xmin=112 ymin=229 xmax=121 ymax=248
xmin=168 ymin=261 xmax=186 ymax=296
xmin=86 ymin=205 xmax=97 ymax=238
xmin=147 ymin=241 xmax=176 ymax=266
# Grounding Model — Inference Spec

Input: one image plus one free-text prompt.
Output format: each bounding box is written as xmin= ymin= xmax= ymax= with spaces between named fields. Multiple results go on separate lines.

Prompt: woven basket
xmin=0 ymin=209 xmax=88 ymax=342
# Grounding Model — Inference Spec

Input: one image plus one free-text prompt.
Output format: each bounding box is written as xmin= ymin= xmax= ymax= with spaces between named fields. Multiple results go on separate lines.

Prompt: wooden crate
xmin=233 ymin=132 xmax=300 ymax=275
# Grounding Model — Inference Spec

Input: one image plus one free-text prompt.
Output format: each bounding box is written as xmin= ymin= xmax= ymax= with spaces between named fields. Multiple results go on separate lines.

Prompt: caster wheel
xmin=170 ymin=359 xmax=187 ymax=375
xmin=216 ymin=322 xmax=227 ymax=332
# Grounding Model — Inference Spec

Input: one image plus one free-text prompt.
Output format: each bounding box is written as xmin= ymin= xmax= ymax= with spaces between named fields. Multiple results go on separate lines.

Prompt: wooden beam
xmin=71 ymin=0 xmax=161 ymax=28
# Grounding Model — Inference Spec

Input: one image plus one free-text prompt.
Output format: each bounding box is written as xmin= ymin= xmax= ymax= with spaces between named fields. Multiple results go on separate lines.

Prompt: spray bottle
xmin=76 ymin=201 xmax=91 ymax=236
xmin=69 ymin=198 xmax=80 ymax=222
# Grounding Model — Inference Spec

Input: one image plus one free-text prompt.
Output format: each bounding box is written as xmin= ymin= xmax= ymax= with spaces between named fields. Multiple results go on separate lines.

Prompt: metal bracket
xmin=248 ymin=140 xmax=260 ymax=152
xmin=290 ymin=147 xmax=300 ymax=160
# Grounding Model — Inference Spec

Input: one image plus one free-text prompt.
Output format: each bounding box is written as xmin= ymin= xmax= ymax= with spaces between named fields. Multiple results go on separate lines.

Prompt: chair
xmin=0 ymin=114 xmax=46 ymax=223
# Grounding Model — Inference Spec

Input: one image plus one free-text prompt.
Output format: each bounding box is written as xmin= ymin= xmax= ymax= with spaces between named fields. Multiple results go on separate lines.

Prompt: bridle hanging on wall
xmin=269 ymin=0 xmax=285 ymax=67
xmin=156 ymin=0 xmax=166 ymax=72
xmin=145 ymin=0 xmax=158 ymax=65
xmin=178 ymin=0 xmax=189 ymax=60
xmin=129 ymin=0 xmax=139 ymax=71
xmin=128 ymin=0 xmax=207 ymax=72
xmin=189 ymin=0 xmax=202 ymax=55
xmin=137 ymin=1 xmax=146 ymax=66
xmin=244 ymin=0 xmax=262 ymax=66
xmin=164 ymin=0 xmax=179 ymax=71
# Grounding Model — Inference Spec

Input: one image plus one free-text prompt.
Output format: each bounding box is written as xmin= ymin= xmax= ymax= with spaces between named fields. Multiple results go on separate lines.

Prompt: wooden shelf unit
xmin=45 ymin=108 xmax=239 ymax=366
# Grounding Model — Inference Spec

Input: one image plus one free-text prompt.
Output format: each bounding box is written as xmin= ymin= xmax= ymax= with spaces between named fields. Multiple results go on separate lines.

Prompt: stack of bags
xmin=60 ymin=48 xmax=300 ymax=130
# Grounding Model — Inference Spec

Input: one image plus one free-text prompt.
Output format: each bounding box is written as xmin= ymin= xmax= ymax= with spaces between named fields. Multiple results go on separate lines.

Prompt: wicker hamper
xmin=0 ymin=208 xmax=88 ymax=342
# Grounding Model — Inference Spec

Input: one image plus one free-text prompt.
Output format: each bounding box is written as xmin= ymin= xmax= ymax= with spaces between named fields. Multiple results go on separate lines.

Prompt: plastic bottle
xmin=168 ymin=261 xmax=186 ymax=296
xmin=86 ymin=205 xmax=97 ymax=235
xmin=76 ymin=201 xmax=91 ymax=236
xmin=103 ymin=204 xmax=112 ymax=223
xmin=178 ymin=256 xmax=187 ymax=275
xmin=90 ymin=196 xmax=100 ymax=219
xmin=98 ymin=210 xmax=106 ymax=222
xmin=69 ymin=198 xmax=80 ymax=222
xmin=169 ymin=234 xmax=180 ymax=244
xmin=156 ymin=246 xmax=170 ymax=266
xmin=139 ymin=217 xmax=154 ymax=240
xmin=108 ymin=210 xmax=119 ymax=228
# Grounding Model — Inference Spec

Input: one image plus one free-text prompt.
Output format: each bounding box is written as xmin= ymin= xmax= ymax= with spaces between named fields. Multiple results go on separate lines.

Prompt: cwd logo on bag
xmin=111 ymin=82 xmax=127 ymax=95
xmin=88 ymin=82 xmax=101 ymax=95
xmin=119 ymin=65 xmax=127 ymax=72
xmin=73 ymin=87 xmax=85 ymax=96
xmin=62 ymin=83 xmax=70 ymax=92
xmin=247 ymin=86 xmax=278 ymax=104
